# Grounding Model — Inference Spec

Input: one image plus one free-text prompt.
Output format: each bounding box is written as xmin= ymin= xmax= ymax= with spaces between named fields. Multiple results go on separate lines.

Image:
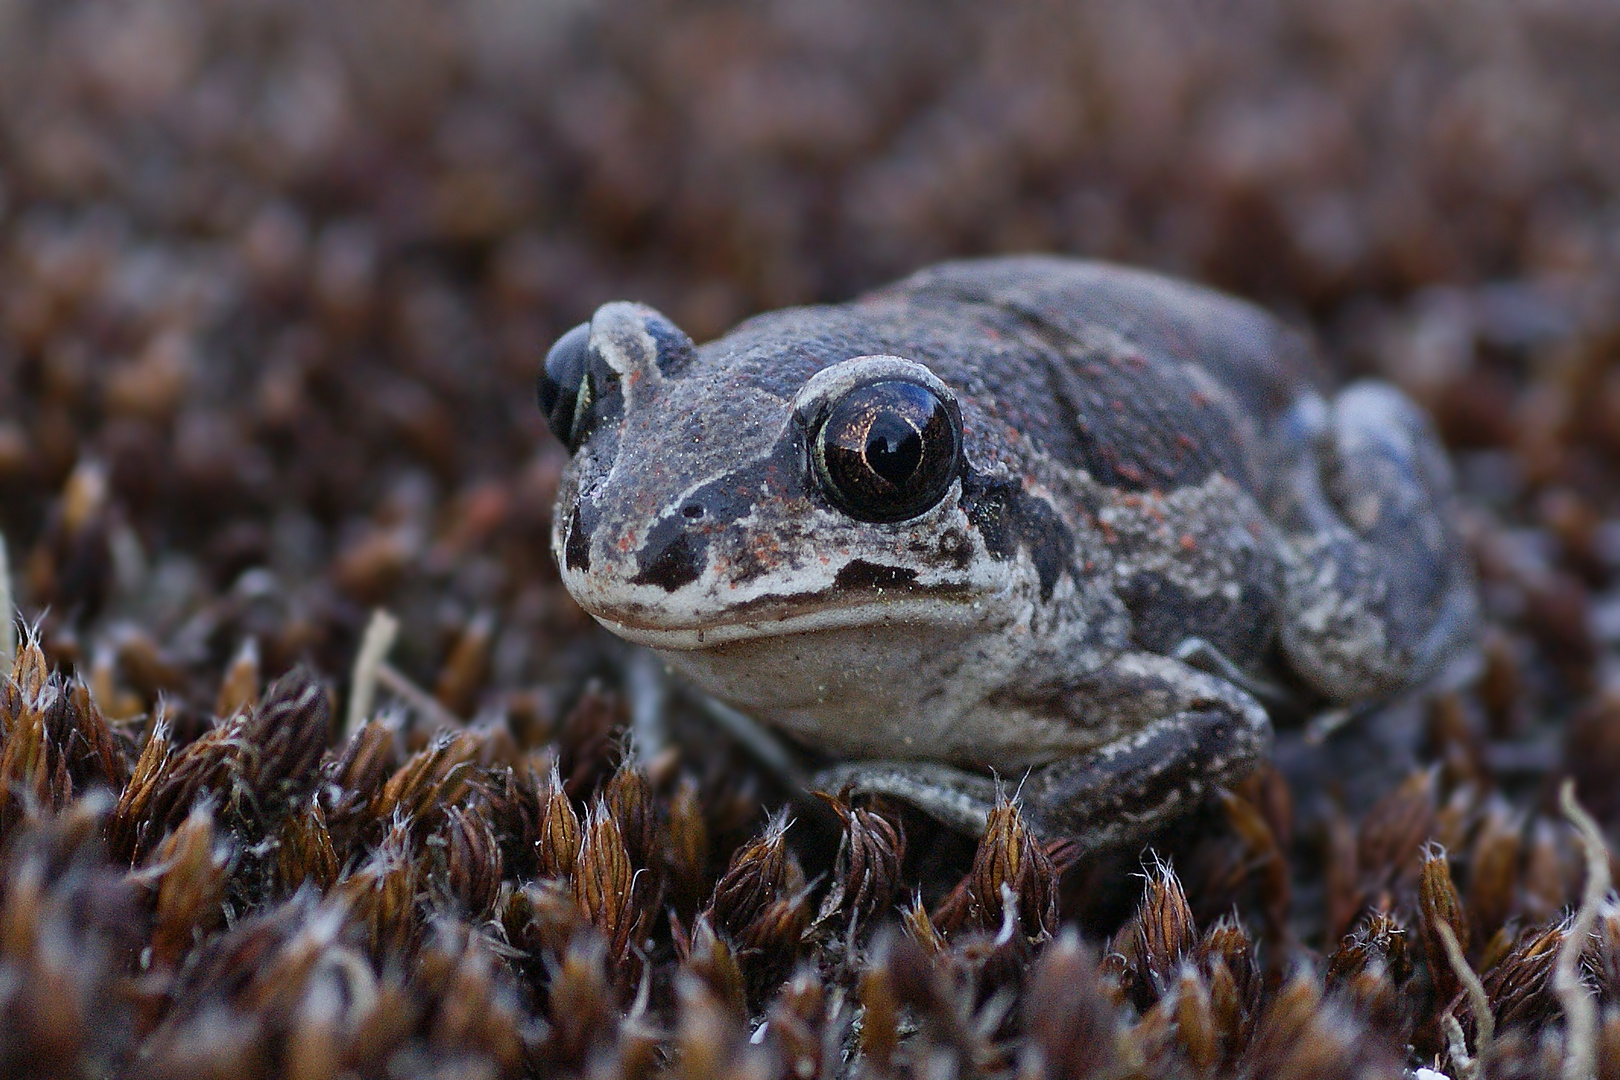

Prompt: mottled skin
xmin=546 ymin=257 xmax=1479 ymax=852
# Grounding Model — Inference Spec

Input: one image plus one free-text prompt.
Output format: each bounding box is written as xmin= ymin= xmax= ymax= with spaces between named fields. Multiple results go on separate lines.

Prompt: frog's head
xmin=537 ymin=301 xmax=1035 ymax=660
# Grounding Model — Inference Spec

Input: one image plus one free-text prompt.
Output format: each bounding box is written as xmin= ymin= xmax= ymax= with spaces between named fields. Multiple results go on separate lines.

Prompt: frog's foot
xmin=1018 ymin=703 xmax=1269 ymax=854
xmin=815 ymin=700 xmax=1270 ymax=857
xmin=1273 ymin=382 xmax=1481 ymax=701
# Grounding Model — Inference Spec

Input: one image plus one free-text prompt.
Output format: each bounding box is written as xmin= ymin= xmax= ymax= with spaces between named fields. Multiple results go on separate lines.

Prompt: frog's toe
xmin=812 ymin=760 xmax=1002 ymax=836
xmin=1171 ymin=636 xmax=1303 ymax=713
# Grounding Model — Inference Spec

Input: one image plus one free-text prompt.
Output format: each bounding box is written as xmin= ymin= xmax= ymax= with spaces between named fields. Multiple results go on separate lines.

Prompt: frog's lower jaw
xmin=586 ymin=591 xmax=1000 ymax=651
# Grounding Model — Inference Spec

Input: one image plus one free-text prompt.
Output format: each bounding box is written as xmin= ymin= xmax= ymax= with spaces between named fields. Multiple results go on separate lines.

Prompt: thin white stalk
xmin=625 ymin=648 xmax=668 ymax=761
xmin=376 ymin=661 xmax=465 ymax=731
xmin=1556 ymin=779 xmax=1608 ymax=1080
xmin=345 ymin=608 xmax=399 ymax=742
xmin=1436 ymin=920 xmax=1490 ymax=1077
xmin=0 ymin=531 xmax=14 ymax=679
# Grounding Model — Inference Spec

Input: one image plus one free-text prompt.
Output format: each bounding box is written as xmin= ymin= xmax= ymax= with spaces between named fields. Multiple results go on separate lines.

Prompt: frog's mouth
xmin=581 ymin=583 xmax=993 ymax=651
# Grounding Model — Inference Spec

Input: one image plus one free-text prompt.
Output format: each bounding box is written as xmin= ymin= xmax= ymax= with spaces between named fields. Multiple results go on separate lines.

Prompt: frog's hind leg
xmin=815 ymin=653 xmax=1273 ymax=855
xmin=1274 ymin=381 xmax=1480 ymax=702
xmin=815 ymin=706 xmax=1267 ymax=855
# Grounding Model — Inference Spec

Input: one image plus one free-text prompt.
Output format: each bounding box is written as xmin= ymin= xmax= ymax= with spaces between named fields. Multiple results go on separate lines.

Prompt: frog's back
xmin=880 ymin=256 xmax=1325 ymax=419
xmin=849 ymin=256 xmax=1324 ymax=499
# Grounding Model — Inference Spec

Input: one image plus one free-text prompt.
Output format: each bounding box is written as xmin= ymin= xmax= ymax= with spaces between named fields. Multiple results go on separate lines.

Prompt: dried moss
xmin=3 ymin=1 xmax=1620 ymax=1077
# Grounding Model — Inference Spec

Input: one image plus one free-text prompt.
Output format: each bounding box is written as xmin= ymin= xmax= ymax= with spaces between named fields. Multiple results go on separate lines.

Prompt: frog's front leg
xmin=815 ymin=652 xmax=1270 ymax=854
xmin=1272 ymin=382 xmax=1480 ymax=701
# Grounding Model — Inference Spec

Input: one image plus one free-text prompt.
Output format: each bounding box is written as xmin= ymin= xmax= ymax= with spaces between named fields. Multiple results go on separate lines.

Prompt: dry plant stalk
xmin=0 ymin=530 xmax=13 ymax=679
xmin=345 ymin=608 xmax=399 ymax=741
xmin=1437 ymin=920 xmax=1492 ymax=1077
xmin=1556 ymin=780 xmax=1608 ymax=1080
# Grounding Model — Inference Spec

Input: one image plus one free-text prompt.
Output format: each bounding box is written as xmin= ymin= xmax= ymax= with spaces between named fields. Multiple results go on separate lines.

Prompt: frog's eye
xmin=812 ymin=379 xmax=962 ymax=523
xmin=538 ymin=322 xmax=598 ymax=452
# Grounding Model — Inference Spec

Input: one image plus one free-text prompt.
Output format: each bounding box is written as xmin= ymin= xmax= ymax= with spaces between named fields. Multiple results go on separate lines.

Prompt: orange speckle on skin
xmin=1180 ymin=534 xmax=1197 ymax=552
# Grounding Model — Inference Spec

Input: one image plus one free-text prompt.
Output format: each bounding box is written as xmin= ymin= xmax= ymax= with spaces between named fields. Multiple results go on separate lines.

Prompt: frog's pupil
xmin=865 ymin=418 xmax=923 ymax=485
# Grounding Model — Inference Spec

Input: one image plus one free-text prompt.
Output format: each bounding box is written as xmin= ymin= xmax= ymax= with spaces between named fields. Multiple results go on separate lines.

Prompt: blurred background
xmin=4 ymin=2 xmax=1620 ymax=1074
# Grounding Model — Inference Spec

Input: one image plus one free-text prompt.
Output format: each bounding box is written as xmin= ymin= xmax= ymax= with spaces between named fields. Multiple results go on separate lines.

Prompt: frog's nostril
xmin=682 ymin=504 xmax=705 ymax=520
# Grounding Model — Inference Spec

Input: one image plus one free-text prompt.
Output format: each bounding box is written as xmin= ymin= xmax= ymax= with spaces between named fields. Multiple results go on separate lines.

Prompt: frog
xmin=536 ymin=256 xmax=1479 ymax=854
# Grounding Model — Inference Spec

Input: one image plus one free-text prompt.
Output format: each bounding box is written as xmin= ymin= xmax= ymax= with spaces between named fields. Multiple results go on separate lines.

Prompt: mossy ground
xmin=3 ymin=2 xmax=1620 ymax=1076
